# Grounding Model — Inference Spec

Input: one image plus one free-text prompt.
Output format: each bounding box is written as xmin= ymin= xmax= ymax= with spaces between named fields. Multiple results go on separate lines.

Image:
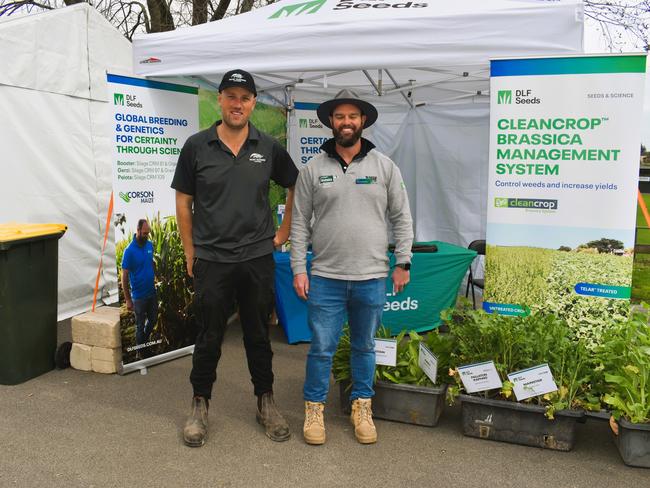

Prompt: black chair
xmin=465 ymin=239 xmax=486 ymax=309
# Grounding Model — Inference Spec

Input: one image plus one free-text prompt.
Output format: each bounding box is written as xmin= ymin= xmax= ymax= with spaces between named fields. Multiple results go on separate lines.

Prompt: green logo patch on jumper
xmin=319 ymin=175 xmax=335 ymax=185
xmin=355 ymin=176 xmax=377 ymax=184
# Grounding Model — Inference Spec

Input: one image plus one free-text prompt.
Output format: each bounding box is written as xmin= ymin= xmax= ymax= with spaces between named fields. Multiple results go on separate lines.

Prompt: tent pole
xmin=362 ymin=70 xmax=381 ymax=97
xmin=384 ymin=69 xmax=414 ymax=108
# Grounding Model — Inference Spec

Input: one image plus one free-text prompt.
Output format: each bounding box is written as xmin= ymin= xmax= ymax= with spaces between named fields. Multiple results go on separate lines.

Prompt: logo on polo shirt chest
xmin=249 ymin=153 xmax=267 ymax=164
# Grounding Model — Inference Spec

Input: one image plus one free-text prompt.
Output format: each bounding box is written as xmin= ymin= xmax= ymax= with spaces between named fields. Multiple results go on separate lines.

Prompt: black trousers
xmin=190 ymin=254 xmax=275 ymax=399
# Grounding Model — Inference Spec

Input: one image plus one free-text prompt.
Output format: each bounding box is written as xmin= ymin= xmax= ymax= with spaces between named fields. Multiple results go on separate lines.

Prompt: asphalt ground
xmin=0 ymin=319 xmax=648 ymax=488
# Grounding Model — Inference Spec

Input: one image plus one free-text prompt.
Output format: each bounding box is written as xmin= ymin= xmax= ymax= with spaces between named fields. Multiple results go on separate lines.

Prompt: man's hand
xmin=293 ymin=273 xmax=309 ymax=300
xmin=125 ymin=297 xmax=134 ymax=311
xmin=273 ymin=227 xmax=290 ymax=248
xmin=186 ymin=254 xmax=195 ymax=278
xmin=392 ymin=267 xmax=410 ymax=294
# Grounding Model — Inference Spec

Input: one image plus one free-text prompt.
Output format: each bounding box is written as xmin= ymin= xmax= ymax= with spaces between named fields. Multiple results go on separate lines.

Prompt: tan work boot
xmin=303 ymin=401 xmax=326 ymax=445
xmin=183 ymin=396 xmax=208 ymax=447
xmin=350 ymin=398 xmax=377 ymax=444
xmin=256 ymin=392 xmax=291 ymax=442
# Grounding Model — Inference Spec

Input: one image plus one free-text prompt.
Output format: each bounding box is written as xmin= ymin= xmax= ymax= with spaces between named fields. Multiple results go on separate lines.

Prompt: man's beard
xmin=137 ymin=236 xmax=147 ymax=245
xmin=333 ymin=125 xmax=363 ymax=148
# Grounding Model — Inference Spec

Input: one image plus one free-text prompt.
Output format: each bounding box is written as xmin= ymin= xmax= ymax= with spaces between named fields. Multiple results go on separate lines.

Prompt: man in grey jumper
xmin=290 ymin=90 xmax=413 ymax=445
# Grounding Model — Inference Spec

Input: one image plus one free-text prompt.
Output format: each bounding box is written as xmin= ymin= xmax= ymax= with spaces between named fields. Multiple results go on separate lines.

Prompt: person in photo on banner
xmin=121 ymin=219 xmax=158 ymax=352
xmin=172 ymin=69 xmax=298 ymax=447
xmin=290 ymin=90 xmax=414 ymax=445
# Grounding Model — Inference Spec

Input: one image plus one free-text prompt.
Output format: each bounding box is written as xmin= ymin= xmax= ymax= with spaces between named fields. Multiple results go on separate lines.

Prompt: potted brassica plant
xmin=596 ymin=306 xmax=650 ymax=468
xmin=333 ymin=325 xmax=453 ymax=427
xmin=444 ymin=304 xmax=598 ymax=451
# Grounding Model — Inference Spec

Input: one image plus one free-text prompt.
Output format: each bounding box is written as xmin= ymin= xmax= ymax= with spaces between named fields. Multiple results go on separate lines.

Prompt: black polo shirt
xmin=171 ymin=121 xmax=298 ymax=263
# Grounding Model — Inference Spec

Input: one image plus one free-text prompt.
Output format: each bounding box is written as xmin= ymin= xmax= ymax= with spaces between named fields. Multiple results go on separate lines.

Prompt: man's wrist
xmin=395 ymin=262 xmax=411 ymax=271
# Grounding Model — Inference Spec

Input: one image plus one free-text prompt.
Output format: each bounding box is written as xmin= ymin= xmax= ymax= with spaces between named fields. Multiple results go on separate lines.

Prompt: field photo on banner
xmin=484 ymin=55 xmax=646 ymax=348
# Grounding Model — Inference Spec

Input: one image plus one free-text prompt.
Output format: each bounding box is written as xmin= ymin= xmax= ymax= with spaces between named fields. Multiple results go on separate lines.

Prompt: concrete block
xmin=70 ymin=343 xmax=92 ymax=371
xmin=71 ymin=306 xmax=121 ymax=348
xmin=91 ymin=346 xmax=121 ymax=374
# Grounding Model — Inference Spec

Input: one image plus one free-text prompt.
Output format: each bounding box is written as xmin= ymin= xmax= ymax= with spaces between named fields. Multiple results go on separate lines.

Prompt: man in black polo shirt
xmin=172 ymin=69 xmax=298 ymax=447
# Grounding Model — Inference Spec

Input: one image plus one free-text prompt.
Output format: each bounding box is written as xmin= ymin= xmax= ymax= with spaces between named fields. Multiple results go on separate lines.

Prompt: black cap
xmin=218 ymin=69 xmax=257 ymax=96
xmin=316 ymin=89 xmax=378 ymax=129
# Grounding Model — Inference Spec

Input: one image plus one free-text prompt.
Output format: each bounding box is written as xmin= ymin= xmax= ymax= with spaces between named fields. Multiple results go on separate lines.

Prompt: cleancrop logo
xmin=114 ymin=93 xmax=125 ymax=106
xmin=497 ymin=90 xmax=512 ymax=104
xmin=269 ymin=0 xmax=326 ymax=18
xmin=119 ymin=190 xmax=155 ymax=204
xmin=495 ymin=197 xmax=558 ymax=211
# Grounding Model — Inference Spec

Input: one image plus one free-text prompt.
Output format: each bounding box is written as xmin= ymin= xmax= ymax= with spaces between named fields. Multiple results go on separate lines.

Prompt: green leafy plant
xmin=442 ymin=302 xmax=599 ymax=418
xmin=332 ymin=325 xmax=454 ymax=388
xmin=596 ymin=306 xmax=650 ymax=424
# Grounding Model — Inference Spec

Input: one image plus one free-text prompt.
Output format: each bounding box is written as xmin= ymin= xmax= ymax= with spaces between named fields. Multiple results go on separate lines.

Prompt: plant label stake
xmin=375 ymin=338 xmax=397 ymax=367
xmin=419 ymin=342 xmax=438 ymax=384
xmin=458 ymin=361 xmax=502 ymax=394
xmin=507 ymin=364 xmax=558 ymax=401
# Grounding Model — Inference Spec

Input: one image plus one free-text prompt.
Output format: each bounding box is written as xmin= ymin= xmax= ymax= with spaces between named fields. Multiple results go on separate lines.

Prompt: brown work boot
xmin=350 ymin=398 xmax=377 ymax=444
xmin=183 ymin=396 xmax=208 ymax=447
xmin=256 ymin=392 xmax=291 ymax=441
xmin=303 ymin=401 xmax=326 ymax=445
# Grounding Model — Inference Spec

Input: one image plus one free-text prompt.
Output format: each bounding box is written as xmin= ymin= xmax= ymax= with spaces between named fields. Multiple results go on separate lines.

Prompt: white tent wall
xmin=134 ymin=0 xmax=584 ymax=247
xmin=385 ymin=105 xmax=490 ymax=245
xmin=0 ymin=4 xmax=132 ymax=320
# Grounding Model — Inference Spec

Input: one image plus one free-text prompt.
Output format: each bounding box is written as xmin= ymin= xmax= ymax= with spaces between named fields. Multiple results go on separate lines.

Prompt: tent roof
xmin=133 ymin=0 xmax=583 ymax=106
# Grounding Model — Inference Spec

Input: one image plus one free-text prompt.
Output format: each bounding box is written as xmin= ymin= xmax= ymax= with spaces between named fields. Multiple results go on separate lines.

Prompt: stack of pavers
xmin=70 ymin=306 xmax=122 ymax=374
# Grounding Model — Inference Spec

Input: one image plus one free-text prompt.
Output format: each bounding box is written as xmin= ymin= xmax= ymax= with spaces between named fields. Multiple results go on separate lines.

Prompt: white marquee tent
xmin=134 ymin=0 xmax=584 ymax=245
xmin=0 ymin=4 xmax=132 ymax=319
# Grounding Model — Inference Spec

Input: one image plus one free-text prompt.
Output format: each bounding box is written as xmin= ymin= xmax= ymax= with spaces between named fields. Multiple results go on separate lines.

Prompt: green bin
xmin=0 ymin=223 xmax=67 ymax=385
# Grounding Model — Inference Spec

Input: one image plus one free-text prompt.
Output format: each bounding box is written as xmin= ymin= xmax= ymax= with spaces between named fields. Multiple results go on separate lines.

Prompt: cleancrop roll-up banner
xmin=108 ymin=73 xmax=198 ymax=369
xmin=484 ymin=55 xmax=646 ymax=345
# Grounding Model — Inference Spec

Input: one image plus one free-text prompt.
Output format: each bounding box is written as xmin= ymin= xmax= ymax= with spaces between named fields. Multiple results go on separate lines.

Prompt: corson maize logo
xmin=139 ymin=57 xmax=161 ymax=64
xmin=269 ymin=0 xmax=326 ymax=18
xmin=495 ymin=197 xmax=558 ymax=211
xmin=114 ymin=93 xmax=124 ymax=106
xmin=497 ymin=90 xmax=512 ymax=104
xmin=119 ymin=191 xmax=155 ymax=204
xmin=249 ymin=153 xmax=267 ymax=164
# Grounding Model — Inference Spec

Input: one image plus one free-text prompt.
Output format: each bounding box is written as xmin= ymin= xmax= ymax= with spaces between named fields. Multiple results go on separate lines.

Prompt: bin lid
xmin=0 ymin=223 xmax=67 ymax=244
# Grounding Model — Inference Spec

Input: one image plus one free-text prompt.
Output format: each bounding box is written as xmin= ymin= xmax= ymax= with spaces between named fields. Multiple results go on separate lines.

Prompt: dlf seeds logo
xmin=299 ymin=118 xmax=308 ymax=128
xmin=497 ymin=90 xmax=512 ymax=104
xmin=269 ymin=0 xmax=326 ymax=18
xmin=114 ymin=93 xmax=125 ymax=106
xmin=495 ymin=197 xmax=558 ymax=211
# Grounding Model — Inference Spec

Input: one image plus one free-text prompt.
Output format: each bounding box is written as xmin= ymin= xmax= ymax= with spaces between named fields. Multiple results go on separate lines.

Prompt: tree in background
xmin=0 ymin=0 xmax=648 ymax=49
xmin=0 ymin=0 xmax=277 ymax=39
xmin=584 ymin=238 xmax=625 ymax=254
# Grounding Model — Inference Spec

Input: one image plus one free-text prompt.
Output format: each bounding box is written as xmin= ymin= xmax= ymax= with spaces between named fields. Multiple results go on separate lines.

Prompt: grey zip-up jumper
xmin=290 ymin=138 xmax=413 ymax=280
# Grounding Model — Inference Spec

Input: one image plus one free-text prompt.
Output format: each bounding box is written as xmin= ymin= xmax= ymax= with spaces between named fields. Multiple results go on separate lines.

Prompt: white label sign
xmin=458 ymin=361 xmax=503 ymax=394
xmin=418 ymin=342 xmax=438 ymax=384
xmin=507 ymin=363 xmax=558 ymax=401
xmin=374 ymin=338 xmax=397 ymax=367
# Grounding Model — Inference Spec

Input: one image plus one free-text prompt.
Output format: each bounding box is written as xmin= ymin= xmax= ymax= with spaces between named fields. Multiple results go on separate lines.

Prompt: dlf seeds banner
xmin=484 ymin=55 xmax=646 ymax=346
xmin=288 ymin=102 xmax=330 ymax=166
xmin=108 ymin=73 xmax=198 ymax=367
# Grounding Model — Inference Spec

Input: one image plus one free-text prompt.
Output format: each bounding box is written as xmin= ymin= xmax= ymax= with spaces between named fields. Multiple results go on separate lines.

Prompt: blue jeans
xmin=133 ymin=294 xmax=158 ymax=345
xmin=303 ymin=275 xmax=385 ymax=403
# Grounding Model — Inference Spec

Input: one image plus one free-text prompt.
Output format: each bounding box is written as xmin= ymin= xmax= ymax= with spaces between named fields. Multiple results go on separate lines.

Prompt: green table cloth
xmin=382 ymin=241 xmax=476 ymax=335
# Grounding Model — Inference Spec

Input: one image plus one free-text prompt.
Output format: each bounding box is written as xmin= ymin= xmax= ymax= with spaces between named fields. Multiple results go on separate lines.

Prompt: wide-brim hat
xmin=316 ymin=89 xmax=378 ymax=129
